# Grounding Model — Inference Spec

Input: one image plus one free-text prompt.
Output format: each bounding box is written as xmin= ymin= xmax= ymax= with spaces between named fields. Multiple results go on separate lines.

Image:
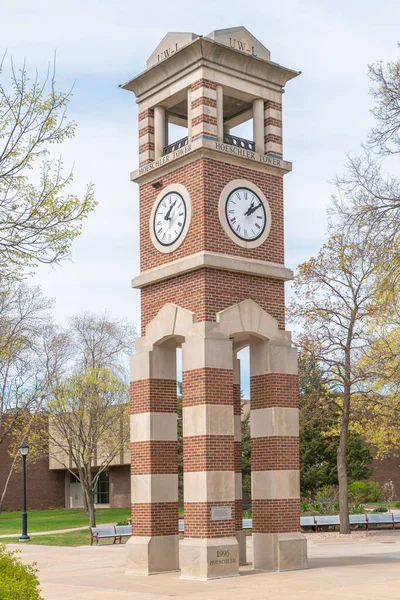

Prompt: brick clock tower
xmin=122 ymin=27 xmax=307 ymax=580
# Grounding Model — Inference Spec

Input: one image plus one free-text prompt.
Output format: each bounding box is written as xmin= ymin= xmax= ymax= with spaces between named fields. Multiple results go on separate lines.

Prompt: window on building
xmin=94 ymin=471 xmax=109 ymax=505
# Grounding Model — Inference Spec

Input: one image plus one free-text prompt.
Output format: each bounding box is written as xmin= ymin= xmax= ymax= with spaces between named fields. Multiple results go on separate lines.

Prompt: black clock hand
xmin=244 ymin=201 xmax=255 ymax=216
xmin=245 ymin=203 xmax=263 ymax=217
xmin=164 ymin=199 xmax=177 ymax=220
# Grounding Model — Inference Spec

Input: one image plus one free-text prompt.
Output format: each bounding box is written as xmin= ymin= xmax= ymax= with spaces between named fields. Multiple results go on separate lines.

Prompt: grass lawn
xmin=0 ymin=529 xmax=129 ymax=546
xmin=0 ymin=508 xmax=130 ymax=535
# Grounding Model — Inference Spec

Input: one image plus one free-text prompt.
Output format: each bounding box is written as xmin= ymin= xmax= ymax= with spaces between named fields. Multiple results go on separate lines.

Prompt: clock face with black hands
xmin=153 ymin=191 xmax=187 ymax=246
xmin=225 ymin=187 xmax=267 ymax=241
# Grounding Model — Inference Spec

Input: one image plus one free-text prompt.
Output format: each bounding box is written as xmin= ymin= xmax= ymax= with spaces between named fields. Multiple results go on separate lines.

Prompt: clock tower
xmin=122 ymin=27 xmax=307 ymax=580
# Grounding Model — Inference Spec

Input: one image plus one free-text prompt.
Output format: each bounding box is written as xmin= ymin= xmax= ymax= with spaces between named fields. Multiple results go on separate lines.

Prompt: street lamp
xmin=19 ymin=442 xmax=30 ymax=542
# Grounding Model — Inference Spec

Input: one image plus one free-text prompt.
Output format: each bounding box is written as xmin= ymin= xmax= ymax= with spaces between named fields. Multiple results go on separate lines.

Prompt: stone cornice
xmin=121 ymin=37 xmax=299 ymax=101
xmin=132 ymin=251 xmax=293 ymax=289
xmin=131 ymin=137 xmax=292 ymax=184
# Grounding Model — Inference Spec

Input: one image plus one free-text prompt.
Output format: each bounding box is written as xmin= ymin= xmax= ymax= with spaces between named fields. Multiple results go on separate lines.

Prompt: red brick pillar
xmin=180 ymin=327 xmax=239 ymax=579
xmin=233 ymin=355 xmax=246 ymax=564
xmin=138 ymin=107 xmax=155 ymax=166
xmin=126 ymin=339 xmax=179 ymax=575
xmin=250 ymin=336 xmax=307 ymax=571
xmin=264 ymin=100 xmax=283 ymax=157
xmin=190 ymin=80 xmax=218 ymax=142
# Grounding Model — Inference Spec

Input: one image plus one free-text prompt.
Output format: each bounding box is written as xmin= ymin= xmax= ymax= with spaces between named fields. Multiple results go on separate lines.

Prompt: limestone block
xmin=253 ymin=532 xmax=307 ymax=571
xmin=126 ymin=535 xmax=179 ymax=575
xmin=131 ymin=474 xmax=178 ymax=503
xmin=183 ymin=471 xmax=235 ymax=503
xmin=251 ymin=470 xmax=300 ymax=500
xmin=182 ymin=335 xmax=233 ymax=371
xmin=180 ymin=537 xmax=239 ymax=579
xmin=130 ymin=412 xmax=177 ymax=442
xmin=183 ymin=404 xmax=234 ymax=437
xmin=236 ymin=530 xmax=247 ymax=566
xmin=250 ymin=407 xmax=299 ymax=438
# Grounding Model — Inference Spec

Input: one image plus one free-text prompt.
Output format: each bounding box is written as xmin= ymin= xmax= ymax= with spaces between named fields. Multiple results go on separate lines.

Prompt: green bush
xmin=372 ymin=506 xmax=388 ymax=513
xmin=315 ymin=485 xmax=339 ymax=503
xmin=348 ymin=481 xmax=380 ymax=506
xmin=300 ymin=502 xmax=308 ymax=513
xmin=351 ymin=504 xmax=365 ymax=514
xmin=0 ymin=544 xmax=43 ymax=600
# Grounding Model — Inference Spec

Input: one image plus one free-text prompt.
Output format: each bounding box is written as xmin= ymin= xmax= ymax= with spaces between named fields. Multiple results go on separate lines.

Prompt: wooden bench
xmin=89 ymin=525 xmax=132 ymax=545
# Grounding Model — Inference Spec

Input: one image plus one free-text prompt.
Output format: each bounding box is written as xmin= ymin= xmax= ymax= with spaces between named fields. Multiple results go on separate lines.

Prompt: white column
xmin=154 ymin=106 xmax=166 ymax=159
xmin=253 ymin=98 xmax=264 ymax=155
xmin=187 ymin=88 xmax=192 ymax=143
xmin=216 ymin=85 xmax=224 ymax=142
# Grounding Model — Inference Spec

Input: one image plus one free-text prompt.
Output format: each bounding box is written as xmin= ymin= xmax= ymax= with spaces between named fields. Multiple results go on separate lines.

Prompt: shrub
xmin=351 ymin=504 xmax=365 ymax=514
xmin=315 ymin=485 xmax=339 ymax=503
xmin=300 ymin=502 xmax=308 ymax=513
xmin=348 ymin=481 xmax=380 ymax=506
xmin=0 ymin=544 xmax=43 ymax=600
xmin=372 ymin=506 xmax=388 ymax=513
xmin=116 ymin=520 xmax=129 ymax=526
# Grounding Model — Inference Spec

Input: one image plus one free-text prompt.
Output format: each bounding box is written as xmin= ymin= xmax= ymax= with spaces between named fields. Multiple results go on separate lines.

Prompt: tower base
xmin=236 ymin=530 xmax=247 ymax=565
xmin=180 ymin=537 xmax=239 ymax=580
xmin=253 ymin=532 xmax=307 ymax=571
xmin=126 ymin=535 xmax=179 ymax=575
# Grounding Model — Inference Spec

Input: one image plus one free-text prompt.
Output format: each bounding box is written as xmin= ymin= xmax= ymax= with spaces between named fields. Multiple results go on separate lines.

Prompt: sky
xmin=2 ymin=0 xmax=400 ymax=394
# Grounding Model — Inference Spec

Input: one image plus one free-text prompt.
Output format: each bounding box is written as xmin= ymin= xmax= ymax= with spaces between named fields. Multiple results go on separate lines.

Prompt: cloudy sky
xmin=2 ymin=0 xmax=400 ymax=391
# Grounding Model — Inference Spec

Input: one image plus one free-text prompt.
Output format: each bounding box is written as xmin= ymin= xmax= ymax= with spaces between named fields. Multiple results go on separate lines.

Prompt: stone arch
xmin=145 ymin=303 xmax=197 ymax=347
xmin=216 ymin=299 xmax=279 ymax=341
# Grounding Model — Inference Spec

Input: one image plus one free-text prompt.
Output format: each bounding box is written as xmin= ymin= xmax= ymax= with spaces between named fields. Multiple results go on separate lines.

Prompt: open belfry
xmin=121 ymin=26 xmax=308 ymax=579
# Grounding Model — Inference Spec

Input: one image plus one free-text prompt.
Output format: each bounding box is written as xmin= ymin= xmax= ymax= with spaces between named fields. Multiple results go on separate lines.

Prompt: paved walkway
xmin=0 ymin=526 xmax=90 ymax=539
xmin=9 ymin=531 xmax=400 ymax=599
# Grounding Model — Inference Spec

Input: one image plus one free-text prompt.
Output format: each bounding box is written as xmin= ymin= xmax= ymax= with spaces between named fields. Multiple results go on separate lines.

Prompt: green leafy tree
xmin=0 ymin=56 xmax=96 ymax=282
xmin=0 ymin=544 xmax=43 ymax=600
xmin=299 ymin=353 xmax=372 ymax=497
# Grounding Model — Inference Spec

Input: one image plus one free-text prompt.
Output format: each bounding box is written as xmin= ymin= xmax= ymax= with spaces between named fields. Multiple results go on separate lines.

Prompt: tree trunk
xmin=88 ymin=493 xmax=96 ymax=527
xmin=338 ymin=383 xmax=351 ymax=534
xmin=0 ymin=451 xmax=19 ymax=515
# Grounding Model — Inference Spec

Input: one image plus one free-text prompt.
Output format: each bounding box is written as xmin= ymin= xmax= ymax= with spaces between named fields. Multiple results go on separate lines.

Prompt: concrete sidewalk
xmin=9 ymin=531 xmax=400 ymax=600
xmin=0 ymin=526 xmax=89 ymax=539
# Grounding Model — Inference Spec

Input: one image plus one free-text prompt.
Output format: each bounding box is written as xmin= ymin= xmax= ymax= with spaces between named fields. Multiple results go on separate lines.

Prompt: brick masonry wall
xmin=139 ymin=157 xmax=284 ymax=273
xmin=371 ymin=456 xmax=400 ymax=497
xmin=141 ymin=269 xmax=285 ymax=334
xmin=0 ymin=425 xmax=65 ymax=511
xmin=109 ymin=465 xmax=130 ymax=508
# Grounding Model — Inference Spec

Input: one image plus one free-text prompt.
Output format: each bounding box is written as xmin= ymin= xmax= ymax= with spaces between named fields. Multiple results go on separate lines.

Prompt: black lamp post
xmin=19 ymin=442 xmax=30 ymax=542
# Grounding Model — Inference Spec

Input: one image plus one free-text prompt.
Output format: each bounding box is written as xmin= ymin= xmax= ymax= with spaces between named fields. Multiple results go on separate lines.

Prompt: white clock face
xmin=225 ymin=187 xmax=267 ymax=241
xmin=153 ymin=192 xmax=187 ymax=246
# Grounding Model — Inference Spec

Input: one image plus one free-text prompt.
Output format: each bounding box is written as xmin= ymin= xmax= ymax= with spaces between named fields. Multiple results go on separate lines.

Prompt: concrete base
xmin=236 ymin=530 xmax=247 ymax=565
xmin=126 ymin=535 xmax=179 ymax=575
xmin=253 ymin=532 xmax=307 ymax=572
xmin=180 ymin=537 xmax=239 ymax=579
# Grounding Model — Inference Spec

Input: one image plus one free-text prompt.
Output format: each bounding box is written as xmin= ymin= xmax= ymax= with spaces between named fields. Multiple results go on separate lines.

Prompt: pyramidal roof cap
xmin=146 ymin=27 xmax=271 ymax=69
xmin=205 ymin=26 xmax=271 ymax=62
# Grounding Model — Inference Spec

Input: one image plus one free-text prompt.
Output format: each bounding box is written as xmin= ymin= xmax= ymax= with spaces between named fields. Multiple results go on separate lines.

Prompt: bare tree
xmin=289 ymin=229 xmax=383 ymax=533
xmin=367 ymin=53 xmax=400 ymax=155
xmin=0 ymin=283 xmax=52 ymax=446
xmin=45 ymin=367 xmax=129 ymax=527
xmin=31 ymin=313 xmax=136 ymax=525
xmin=0 ymin=54 xmax=96 ymax=282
